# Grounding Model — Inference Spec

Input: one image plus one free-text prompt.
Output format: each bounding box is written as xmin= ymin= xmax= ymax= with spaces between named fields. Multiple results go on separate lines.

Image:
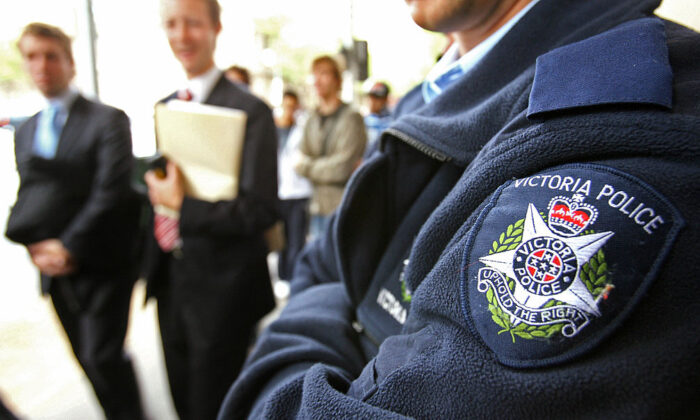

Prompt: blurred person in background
xmin=363 ymin=81 xmax=392 ymax=157
xmin=142 ymin=0 xmax=278 ymax=418
xmin=225 ymin=65 xmax=251 ymax=91
xmin=294 ymin=55 xmax=366 ymax=240
xmin=275 ymin=89 xmax=312 ymax=282
xmin=5 ymin=22 xmax=143 ymax=420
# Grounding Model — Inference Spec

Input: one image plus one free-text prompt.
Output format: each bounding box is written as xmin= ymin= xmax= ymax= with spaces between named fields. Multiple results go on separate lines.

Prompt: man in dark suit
xmin=5 ymin=23 xmax=143 ymax=420
xmin=143 ymin=0 xmax=278 ymax=418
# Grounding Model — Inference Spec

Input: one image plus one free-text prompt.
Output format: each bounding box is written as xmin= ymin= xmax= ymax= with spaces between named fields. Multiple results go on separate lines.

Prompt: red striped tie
xmin=154 ymin=212 xmax=180 ymax=252
xmin=153 ymin=88 xmax=192 ymax=252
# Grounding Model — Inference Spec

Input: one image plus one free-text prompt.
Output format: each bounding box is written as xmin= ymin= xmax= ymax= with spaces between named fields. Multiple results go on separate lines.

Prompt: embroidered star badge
xmin=479 ymin=203 xmax=614 ymax=318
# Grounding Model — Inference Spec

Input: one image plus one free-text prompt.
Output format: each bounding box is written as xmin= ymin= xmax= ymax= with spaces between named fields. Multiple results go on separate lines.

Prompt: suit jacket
xmin=144 ymin=75 xmax=278 ymax=327
xmin=6 ymin=95 xmax=141 ymax=296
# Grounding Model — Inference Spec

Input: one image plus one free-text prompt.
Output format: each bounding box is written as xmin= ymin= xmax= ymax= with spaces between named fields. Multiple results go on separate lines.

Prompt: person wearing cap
xmin=6 ymin=22 xmax=143 ymax=420
xmin=142 ymin=0 xmax=278 ymax=418
xmin=363 ymin=81 xmax=392 ymax=157
xmin=219 ymin=0 xmax=700 ymax=418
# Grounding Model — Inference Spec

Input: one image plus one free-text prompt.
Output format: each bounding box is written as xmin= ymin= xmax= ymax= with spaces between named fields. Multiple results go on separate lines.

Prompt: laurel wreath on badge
xmin=484 ymin=215 xmax=611 ymax=343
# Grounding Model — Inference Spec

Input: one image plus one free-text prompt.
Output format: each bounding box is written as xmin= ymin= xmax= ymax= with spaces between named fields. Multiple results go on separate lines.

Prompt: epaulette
xmin=527 ymin=17 xmax=672 ymax=118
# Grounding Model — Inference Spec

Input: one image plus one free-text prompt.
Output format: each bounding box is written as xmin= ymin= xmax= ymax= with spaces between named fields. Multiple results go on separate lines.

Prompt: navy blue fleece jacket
xmin=220 ymin=0 xmax=700 ymax=418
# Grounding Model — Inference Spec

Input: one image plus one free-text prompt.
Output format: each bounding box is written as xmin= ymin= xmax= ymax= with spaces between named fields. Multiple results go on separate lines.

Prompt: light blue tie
xmin=33 ymin=104 xmax=63 ymax=159
xmin=422 ymin=64 xmax=466 ymax=104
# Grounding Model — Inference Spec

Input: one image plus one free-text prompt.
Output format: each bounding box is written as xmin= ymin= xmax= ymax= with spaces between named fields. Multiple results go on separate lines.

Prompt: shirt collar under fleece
xmin=422 ymin=0 xmax=541 ymax=103
xmin=391 ymin=0 xmax=663 ymax=166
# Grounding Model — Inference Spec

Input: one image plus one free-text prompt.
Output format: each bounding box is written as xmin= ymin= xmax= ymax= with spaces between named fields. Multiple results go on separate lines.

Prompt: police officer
xmin=219 ymin=0 xmax=700 ymax=418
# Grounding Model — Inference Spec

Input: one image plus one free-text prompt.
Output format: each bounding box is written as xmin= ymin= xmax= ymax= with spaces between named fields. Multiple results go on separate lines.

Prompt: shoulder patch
xmin=460 ymin=164 xmax=684 ymax=368
xmin=527 ymin=17 xmax=672 ymax=118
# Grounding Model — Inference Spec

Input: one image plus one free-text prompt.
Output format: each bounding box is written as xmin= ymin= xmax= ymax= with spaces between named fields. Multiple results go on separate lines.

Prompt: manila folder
xmin=155 ymin=100 xmax=247 ymax=202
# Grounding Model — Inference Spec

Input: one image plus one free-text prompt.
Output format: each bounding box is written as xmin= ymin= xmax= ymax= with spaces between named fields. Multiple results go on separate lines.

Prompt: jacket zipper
xmin=352 ymin=320 xmax=382 ymax=347
xmin=385 ymin=128 xmax=451 ymax=162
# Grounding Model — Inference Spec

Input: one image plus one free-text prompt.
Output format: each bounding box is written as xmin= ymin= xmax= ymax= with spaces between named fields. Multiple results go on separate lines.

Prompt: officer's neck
xmin=453 ymin=0 xmax=533 ymax=56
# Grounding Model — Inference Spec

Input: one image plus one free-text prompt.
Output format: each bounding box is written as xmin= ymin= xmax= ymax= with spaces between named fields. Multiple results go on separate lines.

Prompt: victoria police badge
xmin=461 ymin=164 xmax=683 ymax=368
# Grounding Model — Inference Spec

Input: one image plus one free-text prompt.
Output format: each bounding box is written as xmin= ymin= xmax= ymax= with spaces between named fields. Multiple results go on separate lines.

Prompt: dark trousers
xmin=277 ymin=198 xmax=309 ymax=280
xmin=50 ymin=276 xmax=143 ymax=420
xmin=157 ymin=257 xmax=253 ymax=420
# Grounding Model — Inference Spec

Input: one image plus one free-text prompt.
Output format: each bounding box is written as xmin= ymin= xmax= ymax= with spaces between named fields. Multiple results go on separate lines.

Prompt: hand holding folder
xmin=154 ymin=100 xmax=247 ymax=202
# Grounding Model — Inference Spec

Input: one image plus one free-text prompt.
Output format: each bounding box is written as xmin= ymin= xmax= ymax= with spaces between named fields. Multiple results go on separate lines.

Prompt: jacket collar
xmin=387 ymin=0 xmax=664 ymax=167
xmin=203 ymin=73 xmax=248 ymax=107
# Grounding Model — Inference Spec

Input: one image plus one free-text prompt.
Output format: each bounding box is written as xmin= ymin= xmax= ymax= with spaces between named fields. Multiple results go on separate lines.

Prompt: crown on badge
xmin=547 ymin=194 xmax=598 ymax=237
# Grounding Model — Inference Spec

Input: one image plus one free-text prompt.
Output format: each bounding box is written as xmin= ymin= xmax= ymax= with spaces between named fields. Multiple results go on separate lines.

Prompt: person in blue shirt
xmin=6 ymin=22 xmax=143 ymax=420
xmin=363 ymin=81 xmax=392 ymax=156
xmin=219 ymin=0 xmax=700 ymax=418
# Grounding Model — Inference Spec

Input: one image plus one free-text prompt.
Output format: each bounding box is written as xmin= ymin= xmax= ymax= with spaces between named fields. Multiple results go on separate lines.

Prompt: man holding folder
xmin=143 ymin=0 xmax=278 ymax=418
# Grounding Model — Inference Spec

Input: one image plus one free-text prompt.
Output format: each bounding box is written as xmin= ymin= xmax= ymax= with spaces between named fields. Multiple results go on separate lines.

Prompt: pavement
xmin=0 ymin=127 xmax=287 ymax=419
xmin=0 ymin=279 xmax=178 ymax=420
